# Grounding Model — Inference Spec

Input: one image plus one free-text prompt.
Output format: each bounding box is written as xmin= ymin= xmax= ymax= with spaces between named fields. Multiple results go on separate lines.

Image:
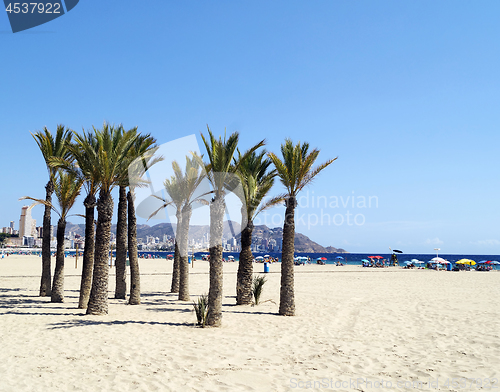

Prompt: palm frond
xmin=268 ymin=139 xmax=336 ymax=198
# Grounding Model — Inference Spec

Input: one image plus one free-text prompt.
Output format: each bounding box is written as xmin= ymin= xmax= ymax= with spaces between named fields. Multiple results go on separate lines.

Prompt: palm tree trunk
xmin=236 ymin=219 xmax=254 ymax=305
xmin=114 ymin=185 xmax=128 ymax=299
xmin=170 ymin=209 xmax=181 ymax=293
xmin=127 ymin=190 xmax=140 ymax=305
xmin=178 ymin=204 xmax=192 ymax=302
xmin=171 ymin=241 xmax=180 ymax=293
xmin=51 ymin=218 xmax=66 ymax=303
xmin=279 ymin=196 xmax=296 ymax=316
xmin=78 ymin=194 xmax=96 ymax=309
xmin=40 ymin=179 xmax=53 ymax=297
xmin=87 ymin=190 xmax=113 ymax=315
xmin=207 ymin=195 xmax=225 ymax=327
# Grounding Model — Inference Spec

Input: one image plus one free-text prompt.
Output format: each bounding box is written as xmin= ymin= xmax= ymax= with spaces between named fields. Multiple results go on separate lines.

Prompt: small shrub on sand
xmin=252 ymin=275 xmax=267 ymax=305
xmin=192 ymin=294 xmax=209 ymax=327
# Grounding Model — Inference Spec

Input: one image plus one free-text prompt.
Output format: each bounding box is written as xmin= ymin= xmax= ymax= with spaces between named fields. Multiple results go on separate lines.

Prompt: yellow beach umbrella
xmin=456 ymin=259 xmax=476 ymax=265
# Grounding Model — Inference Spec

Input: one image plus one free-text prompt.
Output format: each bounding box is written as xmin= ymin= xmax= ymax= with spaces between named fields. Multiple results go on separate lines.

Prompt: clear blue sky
xmin=1 ymin=1 xmax=499 ymax=254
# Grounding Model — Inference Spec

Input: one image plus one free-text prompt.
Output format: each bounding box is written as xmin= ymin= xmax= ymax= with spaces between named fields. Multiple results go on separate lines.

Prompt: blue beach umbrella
xmin=336 ymin=256 xmax=344 ymax=260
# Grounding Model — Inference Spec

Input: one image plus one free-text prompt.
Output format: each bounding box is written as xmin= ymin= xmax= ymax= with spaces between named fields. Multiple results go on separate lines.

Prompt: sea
xmin=138 ymin=251 xmax=499 ymax=270
xmin=14 ymin=249 xmax=498 ymax=270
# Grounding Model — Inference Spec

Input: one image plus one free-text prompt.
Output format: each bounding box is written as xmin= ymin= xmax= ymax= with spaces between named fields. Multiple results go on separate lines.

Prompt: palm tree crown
xmin=267 ymin=139 xmax=337 ymax=198
xmin=32 ymin=125 xmax=73 ymax=177
xmin=236 ymin=149 xmax=281 ymax=222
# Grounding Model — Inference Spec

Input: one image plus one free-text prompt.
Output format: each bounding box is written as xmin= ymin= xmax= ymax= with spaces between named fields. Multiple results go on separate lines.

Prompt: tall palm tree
xmin=234 ymin=149 xmax=282 ymax=305
xmin=114 ymin=184 xmax=128 ymax=299
xmin=268 ymin=139 xmax=336 ymax=316
xmin=86 ymin=123 xmax=138 ymax=315
xmin=31 ymin=125 xmax=73 ymax=296
xmin=151 ymin=173 xmax=183 ymax=294
xmin=200 ymin=127 xmax=263 ymax=326
xmin=21 ymin=170 xmax=83 ymax=302
xmin=125 ymin=133 xmax=160 ymax=305
xmin=66 ymin=130 xmax=102 ymax=309
xmin=114 ymin=125 xmax=140 ymax=301
xmin=163 ymin=156 xmax=207 ymax=302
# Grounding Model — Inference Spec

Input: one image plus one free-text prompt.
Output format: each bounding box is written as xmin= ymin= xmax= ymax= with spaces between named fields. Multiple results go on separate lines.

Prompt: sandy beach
xmin=0 ymin=256 xmax=499 ymax=391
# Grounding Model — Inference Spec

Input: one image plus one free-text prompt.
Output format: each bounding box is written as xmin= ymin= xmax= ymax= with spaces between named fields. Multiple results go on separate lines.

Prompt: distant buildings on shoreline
xmin=2 ymin=206 xmax=46 ymax=248
xmin=3 ymin=207 xmax=284 ymax=253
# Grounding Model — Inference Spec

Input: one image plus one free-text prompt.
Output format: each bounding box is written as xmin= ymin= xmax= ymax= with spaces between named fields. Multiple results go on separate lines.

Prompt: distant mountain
xmin=64 ymin=221 xmax=346 ymax=253
xmin=248 ymin=225 xmax=346 ymax=253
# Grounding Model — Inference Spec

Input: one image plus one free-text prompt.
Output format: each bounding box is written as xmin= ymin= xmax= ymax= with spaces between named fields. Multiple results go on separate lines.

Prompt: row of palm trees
xmin=26 ymin=124 xmax=158 ymax=315
xmin=28 ymin=123 xmax=335 ymax=325
xmin=158 ymin=128 xmax=336 ymax=325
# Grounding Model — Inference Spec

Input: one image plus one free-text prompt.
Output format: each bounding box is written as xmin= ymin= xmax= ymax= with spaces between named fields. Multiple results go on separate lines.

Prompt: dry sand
xmin=0 ymin=256 xmax=499 ymax=391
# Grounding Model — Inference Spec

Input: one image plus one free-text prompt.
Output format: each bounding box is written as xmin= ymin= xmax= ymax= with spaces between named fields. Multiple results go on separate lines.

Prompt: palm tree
xmin=162 ymin=156 xmax=207 ymax=302
xmin=31 ymin=125 xmax=72 ymax=296
xmin=268 ymin=139 xmax=336 ymax=316
xmin=234 ymin=149 xmax=281 ymax=305
xmin=151 ymin=172 xmax=183 ymax=294
xmin=114 ymin=184 xmax=128 ymax=299
xmin=21 ymin=170 xmax=83 ymax=302
xmin=66 ymin=130 xmax=101 ymax=309
xmin=114 ymin=125 xmax=140 ymax=301
xmin=200 ymin=127 xmax=263 ymax=326
xmin=125 ymin=133 xmax=160 ymax=305
xmin=86 ymin=123 xmax=138 ymax=315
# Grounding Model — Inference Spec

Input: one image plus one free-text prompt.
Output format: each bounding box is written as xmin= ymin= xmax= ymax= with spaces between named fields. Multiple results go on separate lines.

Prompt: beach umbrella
xmin=392 ymin=250 xmax=403 ymax=253
xmin=373 ymin=255 xmax=383 ymax=259
xmin=490 ymin=261 xmax=500 ymax=265
xmin=411 ymin=259 xmax=423 ymax=264
xmin=335 ymin=256 xmax=344 ymax=260
xmin=255 ymin=256 xmax=264 ymax=260
xmin=361 ymin=259 xmax=370 ymax=262
xmin=264 ymin=255 xmax=270 ymax=258
xmin=456 ymin=259 xmax=476 ymax=266
xmin=431 ymin=257 xmax=446 ymax=263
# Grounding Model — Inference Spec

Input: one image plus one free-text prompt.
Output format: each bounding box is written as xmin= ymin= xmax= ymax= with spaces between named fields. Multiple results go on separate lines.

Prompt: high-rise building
xmin=19 ymin=206 xmax=36 ymax=238
xmin=10 ymin=221 xmax=14 ymax=230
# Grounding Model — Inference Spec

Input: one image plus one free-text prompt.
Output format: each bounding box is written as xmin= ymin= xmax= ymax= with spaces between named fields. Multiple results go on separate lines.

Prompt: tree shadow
xmin=48 ymin=318 xmax=193 ymax=329
xmin=146 ymin=306 xmax=192 ymax=313
xmin=4 ymin=310 xmax=84 ymax=316
xmin=223 ymin=309 xmax=279 ymax=316
xmin=221 ymin=303 xmax=278 ymax=316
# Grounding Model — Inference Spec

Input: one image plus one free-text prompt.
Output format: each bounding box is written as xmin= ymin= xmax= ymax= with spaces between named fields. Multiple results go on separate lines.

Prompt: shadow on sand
xmin=48 ymin=318 xmax=193 ymax=329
